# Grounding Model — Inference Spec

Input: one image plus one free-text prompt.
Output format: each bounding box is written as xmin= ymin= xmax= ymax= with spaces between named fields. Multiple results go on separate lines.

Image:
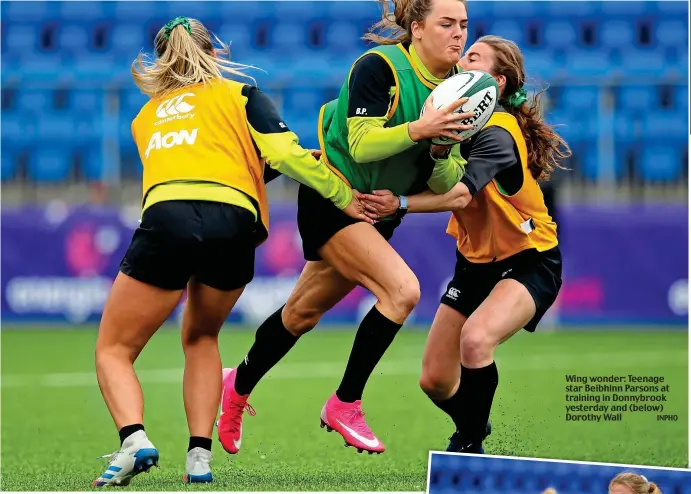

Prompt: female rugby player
xmin=610 ymin=473 xmax=662 ymax=494
xmin=359 ymin=35 xmax=571 ymax=454
xmin=218 ymin=0 xmax=473 ymax=455
xmin=92 ymin=17 xmax=369 ymax=487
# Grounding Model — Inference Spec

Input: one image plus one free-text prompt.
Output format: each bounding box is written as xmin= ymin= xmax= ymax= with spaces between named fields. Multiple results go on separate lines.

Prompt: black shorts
xmin=440 ymin=246 xmax=563 ymax=332
xmin=120 ymin=200 xmax=257 ymax=291
xmin=296 ymin=184 xmax=401 ymax=261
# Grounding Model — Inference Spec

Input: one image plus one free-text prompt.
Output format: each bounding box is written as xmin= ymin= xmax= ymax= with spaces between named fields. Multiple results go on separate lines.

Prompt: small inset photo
xmin=427 ymin=452 xmax=691 ymax=494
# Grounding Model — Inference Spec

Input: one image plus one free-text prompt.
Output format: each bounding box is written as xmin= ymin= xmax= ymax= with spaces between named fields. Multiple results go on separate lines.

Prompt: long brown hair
xmin=132 ymin=17 xmax=256 ymax=98
xmin=609 ymin=472 xmax=662 ymax=494
xmin=477 ymin=35 xmax=571 ymax=182
xmin=363 ymin=0 xmax=467 ymax=45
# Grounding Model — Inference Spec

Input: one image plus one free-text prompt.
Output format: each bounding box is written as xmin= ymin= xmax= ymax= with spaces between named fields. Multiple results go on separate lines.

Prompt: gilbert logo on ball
xmin=422 ymin=70 xmax=499 ymax=145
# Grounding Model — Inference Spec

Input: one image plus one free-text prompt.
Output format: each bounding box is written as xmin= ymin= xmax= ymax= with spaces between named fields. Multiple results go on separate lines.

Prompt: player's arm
xmin=242 ymin=85 xmax=352 ymax=210
xmin=359 ymin=127 xmax=517 ymax=216
xmin=345 ymin=54 xmax=418 ymax=163
xmin=410 ymin=126 xmax=519 ymax=211
xmin=425 ymin=144 xmax=466 ymax=195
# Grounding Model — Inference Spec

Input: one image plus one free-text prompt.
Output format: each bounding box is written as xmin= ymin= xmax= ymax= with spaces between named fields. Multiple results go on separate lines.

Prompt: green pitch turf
xmin=1 ymin=326 xmax=687 ymax=491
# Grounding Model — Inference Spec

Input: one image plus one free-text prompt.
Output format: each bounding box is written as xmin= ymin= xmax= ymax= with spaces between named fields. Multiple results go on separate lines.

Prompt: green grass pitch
xmin=1 ymin=326 xmax=687 ymax=491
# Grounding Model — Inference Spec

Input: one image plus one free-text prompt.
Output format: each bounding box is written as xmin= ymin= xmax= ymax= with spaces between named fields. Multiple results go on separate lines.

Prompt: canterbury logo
xmin=156 ymin=93 xmax=195 ymax=118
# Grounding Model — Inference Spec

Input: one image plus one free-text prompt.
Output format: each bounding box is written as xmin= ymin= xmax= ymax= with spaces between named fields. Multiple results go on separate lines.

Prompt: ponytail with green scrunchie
xmin=505 ymin=87 xmax=528 ymax=108
xmin=163 ymin=16 xmax=192 ymax=39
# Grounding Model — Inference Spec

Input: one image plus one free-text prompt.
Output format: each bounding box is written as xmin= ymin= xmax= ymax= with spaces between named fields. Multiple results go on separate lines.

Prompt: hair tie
xmin=163 ymin=16 xmax=192 ymax=39
xmin=506 ymin=87 xmax=528 ymax=107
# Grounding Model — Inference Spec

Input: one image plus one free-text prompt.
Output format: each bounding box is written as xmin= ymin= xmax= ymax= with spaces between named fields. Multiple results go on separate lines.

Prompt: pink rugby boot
xmin=217 ymin=368 xmax=255 ymax=454
xmin=319 ymin=393 xmax=385 ymax=454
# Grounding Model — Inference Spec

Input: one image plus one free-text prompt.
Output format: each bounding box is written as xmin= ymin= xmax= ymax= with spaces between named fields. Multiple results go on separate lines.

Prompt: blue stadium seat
xmin=601 ymin=0 xmax=647 ymax=16
xmin=113 ymin=2 xmax=157 ymax=20
xmin=656 ymin=0 xmax=689 ymax=15
xmin=217 ymin=23 xmax=252 ymax=53
xmin=3 ymin=1 xmax=55 ymax=22
xmin=219 ymin=1 xmax=273 ymax=23
xmin=601 ymin=20 xmax=635 ymax=47
xmin=58 ymin=23 xmax=90 ymax=54
xmin=37 ymin=114 xmax=76 ymax=141
xmin=5 ymin=23 xmax=40 ymax=54
xmin=16 ymin=88 xmax=53 ymax=113
xmin=564 ymin=50 xmax=615 ymax=79
xmin=489 ymin=20 xmax=525 ymax=47
xmin=656 ymin=20 xmax=688 ymax=47
xmin=617 ymin=48 xmax=670 ymax=78
xmin=284 ymin=88 xmax=323 ymax=115
xmin=1 ymin=112 xmax=36 ymax=145
xmin=490 ymin=1 xmax=542 ymax=18
xmin=644 ymin=112 xmax=686 ymax=140
xmin=59 ymin=1 xmax=105 ymax=21
xmin=110 ymin=23 xmax=146 ymax=55
xmin=326 ymin=22 xmax=364 ymax=54
xmin=327 ymin=1 xmax=381 ymax=23
xmin=546 ymin=1 xmax=597 ymax=17
xmin=560 ymin=86 xmax=599 ymax=111
xmin=272 ymin=23 xmax=307 ymax=51
xmin=618 ymin=85 xmax=656 ymax=111
xmin=639 ymin=145 xmax=682 ymax=181
xmin=543 ymin=21 xmax=577 ymax=49
xmin=28 ymin=148 xmax=73 ymax=182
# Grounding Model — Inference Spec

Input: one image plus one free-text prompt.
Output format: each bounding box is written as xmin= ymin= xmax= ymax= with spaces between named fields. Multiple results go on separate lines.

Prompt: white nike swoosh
xmin=233 ymin=425 xmax=242 ymax=449
xmin=335 ymin=419 xmax=380 ymax=448
xmin=219 ymin=386 xmax=226 ymax=418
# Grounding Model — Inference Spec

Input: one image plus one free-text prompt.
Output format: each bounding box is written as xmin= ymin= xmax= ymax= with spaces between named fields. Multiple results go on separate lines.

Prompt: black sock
xmin=336 ymin=306 xmax=402 ymax=403
xmin=234 ymin=305 xmax=299 ymax=396
xmin=188 ymin=436 xmax=212 ymax=452
xmin=118 ymin=424 xmax=144 ymax=445
xmin=454 ymin=362 xmax=499 ymax=443
xmin=432 ymin=386 xmax=465 ymax=430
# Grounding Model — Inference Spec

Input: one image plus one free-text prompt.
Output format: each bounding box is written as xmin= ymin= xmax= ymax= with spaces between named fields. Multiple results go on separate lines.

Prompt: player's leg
xmin=317 ymin=220 xmax=420 ymax=454
xmin=218 ymin=260 xmax=356 ymax=454
xmin=418 ymin=251 xmax=493 ymax=451
xmin=450 ymin=247 xmax=563 ymax=453
xmin=181 ymin=201 xmax=256 ymax=478
xmin=94 ymin=202 xmax=195 ymax=486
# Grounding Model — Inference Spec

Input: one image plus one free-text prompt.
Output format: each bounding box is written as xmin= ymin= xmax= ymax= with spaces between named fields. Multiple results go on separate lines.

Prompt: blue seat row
xmin=3 ymin=85 xmax=687 ymax=116
xmin=2 ymin=140 xmax=685 ymax=183
xmin=3 ymin=0 xmax=687 ymax=22
xmin=2 ymin=18 xmax=686 ymax=55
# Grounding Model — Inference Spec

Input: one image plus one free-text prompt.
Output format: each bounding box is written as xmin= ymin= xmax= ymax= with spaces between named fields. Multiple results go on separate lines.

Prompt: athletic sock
xmin=457 ymin=362 xmax=499 ymax=442
xmin=188 ymin=436 xmax=212 ymax=452
xmin=118 ymin=424 xmax=144 ymax=445
xmin=234 ymin=305 xmax=299 ymax=396
xmin=336 ymin=306 xmax=403 ymax=403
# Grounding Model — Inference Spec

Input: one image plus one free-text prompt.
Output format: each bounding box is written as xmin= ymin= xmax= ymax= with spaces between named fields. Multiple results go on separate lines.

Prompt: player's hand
xmin=342 ymin=190 xmax=376 ymax=224
xmin=408 ymin=96 xmax=473 ymax=143
xmin=358 ymin=189 xmax=399 ymax=220
xmin=310 ymin=149 xmax=322 ymax=160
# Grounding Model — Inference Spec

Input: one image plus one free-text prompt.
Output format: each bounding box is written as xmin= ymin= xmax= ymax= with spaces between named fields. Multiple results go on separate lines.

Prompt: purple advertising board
xmin=1 ymin=203 xmax=687 ymax=327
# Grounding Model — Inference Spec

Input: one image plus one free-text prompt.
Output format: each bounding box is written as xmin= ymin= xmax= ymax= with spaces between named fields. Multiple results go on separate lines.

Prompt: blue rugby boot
xmin=93 ymin=430 xmax=159 ymax=487
xmin=182 ymin=447 xmax=214 ymax=484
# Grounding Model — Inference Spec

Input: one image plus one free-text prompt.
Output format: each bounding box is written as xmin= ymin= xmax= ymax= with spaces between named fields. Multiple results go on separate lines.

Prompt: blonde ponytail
xmin=609 ymin=473 xmax=663 ymax=494
xmin=132 ymin=17 xmax=259 ymax=98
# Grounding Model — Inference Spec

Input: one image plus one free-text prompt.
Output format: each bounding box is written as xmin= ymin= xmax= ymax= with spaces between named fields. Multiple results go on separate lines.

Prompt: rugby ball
xmin=421 ymin=70 xmax=499 ymax=145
